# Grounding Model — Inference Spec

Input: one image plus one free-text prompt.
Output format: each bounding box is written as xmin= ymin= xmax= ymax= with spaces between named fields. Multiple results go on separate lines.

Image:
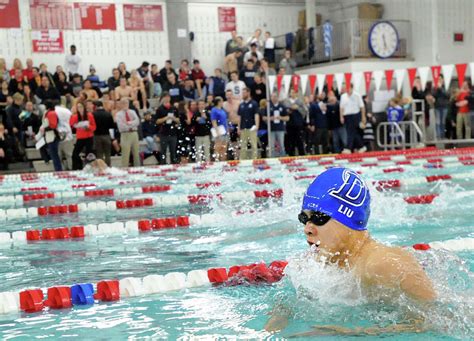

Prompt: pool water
xmin=0 ymin=150 xmax=473 ymax=340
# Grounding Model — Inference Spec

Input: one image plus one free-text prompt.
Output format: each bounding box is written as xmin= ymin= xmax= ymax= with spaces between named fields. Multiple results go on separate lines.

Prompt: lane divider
xmin=1 ymin=235 xmax=472 ymax=314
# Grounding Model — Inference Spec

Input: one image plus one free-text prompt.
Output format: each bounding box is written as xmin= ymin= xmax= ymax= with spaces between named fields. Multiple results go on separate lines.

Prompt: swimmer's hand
xmin=287 ymin=320 xmax=425 ymax=338
xmin=264 ymin=314 xmax=288 ymax=333
xmin=264 ymin=305 xmax=291 ymax=333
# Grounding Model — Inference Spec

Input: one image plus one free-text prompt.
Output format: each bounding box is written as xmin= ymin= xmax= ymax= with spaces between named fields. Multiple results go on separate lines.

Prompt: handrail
xmin=377 ymin=121 xmax=424 ymax=150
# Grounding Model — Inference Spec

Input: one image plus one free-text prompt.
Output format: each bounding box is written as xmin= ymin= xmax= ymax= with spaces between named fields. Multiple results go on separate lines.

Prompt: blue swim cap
xmin=301 ymin=167 xmax=371 ymax=231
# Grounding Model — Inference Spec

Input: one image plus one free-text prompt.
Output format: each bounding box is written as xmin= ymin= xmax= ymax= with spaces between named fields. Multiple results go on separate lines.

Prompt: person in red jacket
xmin=70 ymin=101 xmax=96 ymax=170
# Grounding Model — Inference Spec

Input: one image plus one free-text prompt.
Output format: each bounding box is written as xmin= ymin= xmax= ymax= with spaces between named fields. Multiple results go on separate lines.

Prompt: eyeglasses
xmin=298 ymin=211 xmax=331 ymax=226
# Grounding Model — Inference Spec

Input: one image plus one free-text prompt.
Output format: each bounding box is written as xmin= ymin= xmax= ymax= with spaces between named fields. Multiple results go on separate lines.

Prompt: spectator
xmin=163 ymin=72 xmax=183 ymax=104
xmin=107 ymin=68 xmax=121 ymax=97
xmin=93 ymin=101 xmax=115 ymax=166
xmin=240 ymin=60 xmax=257 ymax=88
xmin=210 ymin=96 xmax=229 ymax=161
xmin=65 ymin=45 xmax=81 ymax=78
xmin=0 ymin=123 xmax=11 ymax=170
xmin=141 ymin=111 xmax=158 ymax=161
xmin=223 ymin=50 xmax=243 ymax=76
xmin=284 ymin=89 xmax=306 ymax=156
xmin=237 ymin=88 xmax=259 ymax=160
xmin=36 ymin=75 xmax=60 ymax=102
xmin=263 ymin=93 xmax=288 ymax=157
xmin=246 ymin=29 xmax=263 ymax=49
xmin=150 ymin=64 xmax=163 ymax=98
xmin=279 ymin=49 xmax=297 ymax=75
xmin=208 ymin=68 xmax=226 ymax=99
xmin=446 ymin=89 xmax=458 ymax=139
xmin=340 ymin=84 xmax=366 ymax=153
xmin=226 ymin=71 xmax=246 ymax=101
xmin=0 ymin=58 xmax=10 ymax=83
xmin=115 ymin=77 xmax=133 ymax=102
xmin=82 ymin=79 xmax=99 ymax=101
xmin=23 ymin=58 xmax=35 ymax=81
xmin=191 ymin=60 xmax=206 ymax=98
xmin=433 ymin=75 xmax=449 ymax=140
xmin=225 ymin=31 xmax=240 ymax=56
xmin=28 ymin=67 xmax=41 ymax=94
xmin=258 ymin=58 xmax=276 ymax=79
xmin=39 ymin=64 xmax=55 ymax=86
xmin=192 ymin=99 xmax=212 ymax=162
xmin=9 ymin=58 xmax=23 ymax=78
xmin=7 ymin=92 xmax=23 ymax=137
xmin=257 ymin=99 xmax=268 ymax=158
xmin=19 ymin=101 xmax=41 ymax=147
xmin=176 ymin=101 xmax=195 ymax=163
xmin=363 ymin=111 xmax=376 ymax=152
xmin=41 ymin=100 xmax=62 ymax=171
xmin=308 ymin=98 xmax=329 ymax=154
xmin=86 ymin=65 xmax=105 ymax=89
xmin=118 ymin=62 xmax=131 ymax=79
xmin=129 ymin=70 xmax=148 ymax=109
xmin=54 ymin=103 xmax=73 ymax=170
xmin=155 ymin=93 xmax=180 ymax=164
xmin=326 ymin=94 xmax=346 ymax=153
xmin=137 ymin=61 xmax=153 ymax=97
xmin=250 ymin=74 xmax=266 ymax=104
xmin=243 ymin=43 xmax=263 ymax=64
xmin=223 ymin=89 xmax=240 ymax=160
xmin=8 ymin=69 xmax=26 ymax=94
xmin=55 ymin=71 xmax=73 ymax=107
xmin=53 ymin=65 xmax=64 ymax=85
xmin=0 ymin=81 xmax=8 ymax=113
xmin=70 ymin=73 xmax=83 ymax=98
xmin=70 ymin=101 xmax=96 ymax=170
xmin=264 ymin=32 xmax=276 ymax=65
xmin=386 ymin=97 xmax=404 ymax=147
xmin=456 ymin=80 xmax=471 ymax=139
xmin=159 ymin=60 xmax=177 ymax=85
xmin=178 ymin=59 xmax=192 ymax=83
xmin=182 ymin=78 xmax=198 ymax=102
xmin=116 ymin=98 xmax=140 ymax=167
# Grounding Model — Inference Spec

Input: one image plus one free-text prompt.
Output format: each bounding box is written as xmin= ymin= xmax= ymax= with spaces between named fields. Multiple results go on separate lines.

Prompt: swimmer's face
xmin=302 ymin=210 xmax=352 ymax=256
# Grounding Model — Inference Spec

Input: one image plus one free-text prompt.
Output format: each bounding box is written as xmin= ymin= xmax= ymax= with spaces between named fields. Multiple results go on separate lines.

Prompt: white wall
xmin=188 ymin=2 xmax=305 ymax=74
xmin=0 ymin=0 xmax=169 ymax=79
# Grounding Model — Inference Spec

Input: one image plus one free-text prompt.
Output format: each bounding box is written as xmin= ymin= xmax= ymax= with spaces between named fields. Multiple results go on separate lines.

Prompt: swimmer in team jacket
xmin=265 ymin=167 xmax=436 ymax=336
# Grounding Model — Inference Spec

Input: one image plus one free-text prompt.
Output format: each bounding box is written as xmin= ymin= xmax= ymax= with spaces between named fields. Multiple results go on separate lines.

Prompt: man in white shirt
xmin=225 ymin=71 xmax=246 ymax=101
xmin=243 ymin=43 xmax=264 ymax=64
xmin=339 ymin=85 xmax=367 ymax=153
xmin=54 ymin=104 xmax=73 ymax=170
xmin=64 ymin=45 xmax=81 ymax=79
xmin=115 ymin=98 xmax=140 ymax=167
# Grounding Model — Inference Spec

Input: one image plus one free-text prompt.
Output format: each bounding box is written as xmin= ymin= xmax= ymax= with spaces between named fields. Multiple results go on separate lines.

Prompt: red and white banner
xmin=30 ymin=0 xmax=74 ymax=30
xmin=123 ymin=4 xmax=163 ymax=31
xmin=456 ymin=63 xmax=467 ymax=87
xmin=308 ymin=74 xmax=316 ymax=94
xmin=418 ymin=66 xmax=430 ymax=90
xmin=395 ymin=69 xmax=405 ymax=93
xmin=407 ymin=68 xmax=417 ymax=89
xmin=344 ymin=72 xmax=352 ymax=92
xmin=299 ymin=74 xmax=308 ymax=94
xmin=326 ymin=74 xmax=334 ymax=92
xmin=74 ymin=3 xmax=116 ymax=30
xmin=0 ymin=0 xmax=20 ymax=28
xmin=372 ymin=70 xmax=383 ymax=91
xmin=292 ymin=74 xmax=300 ymax=91
xmin=363 ymin=71 xmax=372 ymax=93
xmin=32 ymin=30 xmax=64 ymax=53
xmin=385 ymin=69 xmax=394 ymax=90
xmin=334 ymin=73 xmax=344 ymax=93
xmin=316 ymin=74 xmax=325 ymax=94
xmin=218 ymin=7 xmax=236 ymax=32
xmin=442 ymin=64 xmax=454 ymax=91
xmin=431 ymin=66 xmax=441 ymax=88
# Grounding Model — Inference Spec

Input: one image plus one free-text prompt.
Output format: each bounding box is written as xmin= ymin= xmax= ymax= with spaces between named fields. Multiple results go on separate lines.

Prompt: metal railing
xmin=273 ymin=19 xmax=412 ymax=68
xmin=377 ymin=121 xmax=424 ymax=150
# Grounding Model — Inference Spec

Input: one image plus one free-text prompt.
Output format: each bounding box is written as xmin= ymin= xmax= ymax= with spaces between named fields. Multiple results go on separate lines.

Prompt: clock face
xmin=368 ymin=21 xmax=399 ymax=58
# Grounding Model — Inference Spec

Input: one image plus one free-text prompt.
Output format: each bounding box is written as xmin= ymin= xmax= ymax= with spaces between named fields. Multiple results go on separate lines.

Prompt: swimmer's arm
xmin=264 ymin=304 xmax=291 ymax=333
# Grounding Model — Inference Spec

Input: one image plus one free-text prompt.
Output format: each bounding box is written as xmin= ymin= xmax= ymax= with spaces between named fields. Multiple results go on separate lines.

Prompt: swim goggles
xmin=298 ymin=210 xmax=331 ymax=226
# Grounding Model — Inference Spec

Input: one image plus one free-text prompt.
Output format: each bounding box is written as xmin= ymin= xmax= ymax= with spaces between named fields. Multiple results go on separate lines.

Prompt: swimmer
xmin=265 ymin=167 xmax=436 ymax=335
xmin=83 ymin=153 xmax=108 ymax=173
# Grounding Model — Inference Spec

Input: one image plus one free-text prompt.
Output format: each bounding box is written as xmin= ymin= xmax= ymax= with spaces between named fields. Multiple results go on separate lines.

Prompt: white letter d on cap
xmin=329 ymin=170 xmax=367 ymax=207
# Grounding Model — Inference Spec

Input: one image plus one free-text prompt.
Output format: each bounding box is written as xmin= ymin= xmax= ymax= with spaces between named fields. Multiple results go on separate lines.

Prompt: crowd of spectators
xmin=0 ymin=32 xmax=471 ymax=171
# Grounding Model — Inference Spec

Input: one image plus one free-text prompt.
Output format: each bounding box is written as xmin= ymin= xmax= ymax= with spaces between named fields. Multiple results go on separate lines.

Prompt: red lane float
xmin=383 ymin=167 xmax=404 ymax=173
xmin=254 ymin=189 xmax=283 ymax=198
xmin=142 ymin=185 xmax=171 ymax=193
xmin=426 ymin=174 xmax=452 ymax=182
xmin=23 ymin=193 xmax=54 ymax=202
xmin=196 ymin=182 xmax=221 ymax=189
xmin=374 ymin=179 xmax=401 ymax=190
xmin=207 ymin=260 xmax=288 ymax=285
xmin=84 ymin=189 xmax=114 ymax=197
xmin=188 ymin=194 xmax=222 ymax=205
xmin=37 ymin=204 xmax=78 ymax=216
xmin=404 ymin=194 xmax=438 ymax=204
xmin=413 ymin=243 xmax=431 ymax=251
xmin=248 ymin=178 xmax=272 ymax=185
